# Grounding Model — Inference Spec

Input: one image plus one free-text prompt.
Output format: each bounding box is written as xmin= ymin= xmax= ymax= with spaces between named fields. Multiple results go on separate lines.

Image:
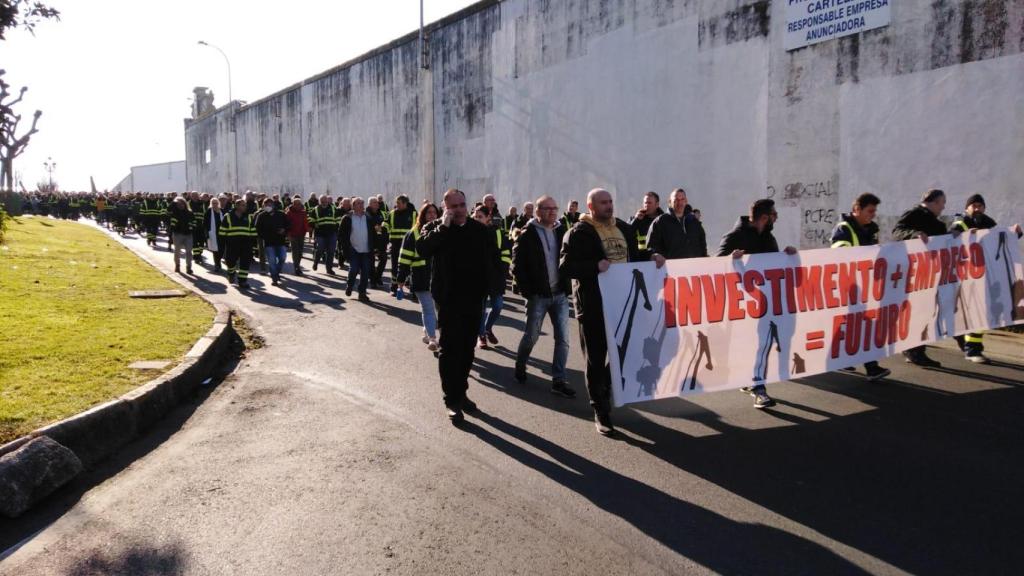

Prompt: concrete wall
xmin=114 ymin=160 xmax=186 ymax=193
xmin=185 ymin=0 xmax=1024 ymax=249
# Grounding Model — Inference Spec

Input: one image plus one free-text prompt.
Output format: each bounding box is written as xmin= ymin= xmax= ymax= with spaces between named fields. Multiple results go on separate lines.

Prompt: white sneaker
xmin=427 ymin=338 xmax=438 ymax=352
xmin=421 ymin=334 xmax=430 ymax=344
xmin=967 ymin=353 xmax=990 ymax=364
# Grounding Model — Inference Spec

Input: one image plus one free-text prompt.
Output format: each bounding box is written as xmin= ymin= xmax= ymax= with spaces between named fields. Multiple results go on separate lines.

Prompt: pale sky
xmin=4 ymin=0 xmax=478 ymax=191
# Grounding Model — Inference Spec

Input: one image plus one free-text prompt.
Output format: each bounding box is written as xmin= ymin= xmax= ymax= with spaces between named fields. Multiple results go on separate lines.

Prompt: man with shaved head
xmin=417 ymin=188 xmax=500 ymax=424
xmin=560 ymin=188 xmax=662 ymax=436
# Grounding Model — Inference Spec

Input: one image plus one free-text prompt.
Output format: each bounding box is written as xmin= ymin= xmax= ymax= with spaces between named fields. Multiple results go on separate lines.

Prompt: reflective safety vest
xmin=953 ymin=219 xmax=969 ymax=232
xmin=496 ymin=228 xmax=512 ymax=266
xmin=310 ymin=205 xmax=340 ymax=231
xmin=387 ymin=208 xmax=417 ymax=241
xmin=398 ymin=228 xmax=426 ymax=268
xmin=830 ymin=221 xmax=860 ymax=248
xmin=222 ymin=211 xmax=256 ymax=238
xmin=140 ymin=199 xmax=161 ymax=217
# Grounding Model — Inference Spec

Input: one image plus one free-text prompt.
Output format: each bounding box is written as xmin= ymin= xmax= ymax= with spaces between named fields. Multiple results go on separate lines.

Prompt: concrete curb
xmin=0 ymin=222 xmax=237 ymax=477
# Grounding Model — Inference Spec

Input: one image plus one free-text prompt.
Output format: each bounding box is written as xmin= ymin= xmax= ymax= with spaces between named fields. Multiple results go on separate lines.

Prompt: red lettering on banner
xmin=796 ymin=266 xmax=825 ymax=311
xmin=676 ymin=276 xmax=702 ymax=326
xmin=726 ymin=273 xmax=745 ymax=321
xmin=830 ymin=315 xmax=846 ymax=359
xmin=939 ymin=248 xmax=952 ymax=285
xmin=845 ymin=311 xmax=862 ymax=356
xmin=969 ymin=243 xmax=985 ymax=278
xmin=743 ymin=270 xmax=767 ymax=318
xmin=857 ymin=260 xmax=873 ymax=303
xmin=664 ymin=277 xmax=677 ymax=328
xmin=764 ymin=268 xmax=785 ymax=315
xmin=823 ymin=264 xmax=840 ymax=308
xmin=956 ymin=245 xmax=968 ymax=281
xmin=872 ymin=258 xmax=887 ymax=301
xmin=905 ymin=256 xmax=917 ymax=294
xmin=783 ymin=268 xmax=798 ymax=313
xmin=928 ymin=250 xmax=941 ymax=289
xmin=887 ymin=303 xmax=900 ymax=345
xmin=862 ymin=309 xmax=877 ymax=352
xmin=701 ymin=274 xmax=726 ymax=323
xmin=898 ymin=300 xmax=911 ymax=340
xmin=837 ymin=262 xmax=856 ymax=306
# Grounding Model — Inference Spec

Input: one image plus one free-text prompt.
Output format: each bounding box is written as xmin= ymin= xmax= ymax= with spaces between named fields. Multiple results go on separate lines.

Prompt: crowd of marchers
xmin=11 ymin=187 xmax=1022 ymax=436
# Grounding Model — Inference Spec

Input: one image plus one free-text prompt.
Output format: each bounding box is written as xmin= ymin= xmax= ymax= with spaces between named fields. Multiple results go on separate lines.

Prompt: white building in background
xmin=112 ymin=160 xmax=186 ymax=193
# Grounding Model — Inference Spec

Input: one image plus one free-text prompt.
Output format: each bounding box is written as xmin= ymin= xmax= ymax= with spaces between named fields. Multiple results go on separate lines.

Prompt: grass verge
xmin=0 ymin=217 xmax=213 ymax=444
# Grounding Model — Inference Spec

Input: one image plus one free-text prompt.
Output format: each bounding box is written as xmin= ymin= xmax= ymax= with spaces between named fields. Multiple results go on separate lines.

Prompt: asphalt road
xmin=3 ymin=221 xmax=1023 ymax=575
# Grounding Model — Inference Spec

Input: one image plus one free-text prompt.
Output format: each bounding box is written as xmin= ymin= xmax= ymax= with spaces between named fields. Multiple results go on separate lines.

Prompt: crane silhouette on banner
xmin=614 ymin=268 xmax=652 ymax=391
xmin=995 ymin=231 xmax=1024 ymax=321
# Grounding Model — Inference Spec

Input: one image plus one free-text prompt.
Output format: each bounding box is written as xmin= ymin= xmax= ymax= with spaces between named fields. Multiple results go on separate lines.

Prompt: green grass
xmin=0 ymin=217 xmax=213 ymax=444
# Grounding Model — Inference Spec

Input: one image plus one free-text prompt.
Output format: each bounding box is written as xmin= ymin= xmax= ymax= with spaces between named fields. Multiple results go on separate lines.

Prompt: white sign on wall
xmin=785 ymin=0 xmax=891 ymax=51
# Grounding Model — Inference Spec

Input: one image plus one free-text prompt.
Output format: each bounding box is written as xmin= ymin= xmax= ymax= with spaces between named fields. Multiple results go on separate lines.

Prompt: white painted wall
xmin=186 ymin=0 xmax=1024 ymax=249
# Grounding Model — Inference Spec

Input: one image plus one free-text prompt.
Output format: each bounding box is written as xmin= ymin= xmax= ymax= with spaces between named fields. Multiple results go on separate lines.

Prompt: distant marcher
xmin=339 ymin=197 xmax=374 ymax=302
xmin=560 ymin=200 xmax=580 ymax=231
xmin=223 ymin=199 xmax=257 ymax=289
xmin=285 ymin=197 xmax=310 ymax=275
xmin=256 ymin=198 xmax=289 ymax=286
xmin=892 ymin=189 xmax=950 ymax=367
xmin=512 ymin=195 xmax=576 ymax=398
xmin=560 ymin=188 xmax=652 ymax=436
xmin=368 ymin=197 xmax=389 ymax=288
xmin=386 ymin=195 xmax=417 ymax=295
xmin=206 ymin=197 xmax=225 ymax=272
xmin=417 ymin=189 xmax=498 ymax=424
xmin=311 ymin=195 xmax=340 ymax=275
xmin=168 ymin=197 xmax=195 ymax=274
xmin=629 ymin=191 xmax=663 ymax=255
xmin=397 ymin=203 xmax=441 ymax=350
xmin=504 ymin=206 xmax=518 ymax=231
xmin=472 ymin=204 xmax=511 ymax=349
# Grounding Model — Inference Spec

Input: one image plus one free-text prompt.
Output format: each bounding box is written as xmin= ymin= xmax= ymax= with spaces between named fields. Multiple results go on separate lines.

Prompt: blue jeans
xmin=416 ymin=291 xmax=437 ymax=339
xmin=347 ymin=251 xmax=371 ymax=294
xmin=479 ymin=293 xmax=504 ymax=336
xmin=266 ymin=244 xmax=286 ymax=281
xmin=515 ymin=293 xmax=570 ymax=382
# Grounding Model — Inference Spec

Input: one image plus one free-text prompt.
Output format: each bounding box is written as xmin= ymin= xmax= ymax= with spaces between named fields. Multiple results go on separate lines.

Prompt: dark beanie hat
xmin=965 ymin=193 xmax=985 ymax=208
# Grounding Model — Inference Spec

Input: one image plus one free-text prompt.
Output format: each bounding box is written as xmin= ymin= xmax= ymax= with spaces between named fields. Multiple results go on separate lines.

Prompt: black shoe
xmin=294 ymin=268 xmax=303 ymax=276
xmin=594 ymin=413 xmax=615 ymax=437
xmin=513 ymin=361 xmax=527 ymax=383
xmin=186 ymin=267 xmax=193 ymax=275
xmin=237 ymin=280 xmax=249 ymax=289
xmin=904 ymin=350 xmax=940 ymax=367
xmin=312 ymin=261 xmax=318 ymax=271
xmin=271 ymin=279 xmax=279 ymax=286
xmin=345 ymin=286 xmax=353 ymax=297
xmin=358 ymin=292 xmax=370 ymax=302
xmin=327 ymin=269 xmax=336 ymax=276
xmin=865 ymin=365 xmax=891 ymax=381
xmin=461 ymin=398 xmax=478 ymax=414
xmin=550 ymin=380 xmax=576 ymax=398
xmin=446 ymin=406 xmax=464 ymax=424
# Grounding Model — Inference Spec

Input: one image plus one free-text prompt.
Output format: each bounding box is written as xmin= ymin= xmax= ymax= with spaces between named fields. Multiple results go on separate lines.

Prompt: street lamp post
xmin=43 ymin=156 xmax=56 ymax=191
xmin=198 ymin=40 xmax=239 ymax=193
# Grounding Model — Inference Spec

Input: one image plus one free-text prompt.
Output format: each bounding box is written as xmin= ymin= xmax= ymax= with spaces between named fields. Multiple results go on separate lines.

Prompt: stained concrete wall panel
xmin=185 ymin=0 xmax=1024 ymax=249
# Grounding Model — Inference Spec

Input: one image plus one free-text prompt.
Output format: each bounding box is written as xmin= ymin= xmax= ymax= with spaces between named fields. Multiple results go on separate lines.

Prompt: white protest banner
xmin=599 ymin=228 xmax=1024 ymax=407
xmin=785 ymin=0 xmax=892 ymax=51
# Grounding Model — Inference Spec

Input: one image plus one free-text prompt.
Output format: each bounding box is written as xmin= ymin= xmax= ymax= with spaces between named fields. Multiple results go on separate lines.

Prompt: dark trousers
xmin=578 ymin=313 xmax=612 ymax=416
xmin=347 ymin=252 xmax=371 ymax=295
xmin=373 ymin=248 xmax=388 ymax=283
xmin=224 ymin=240 xmax=253 ymax=281
xmin=192 ymin=227 xmax=206 ymax=258
xmin=212 ymin=246 xmax=224 ymax=269
xmin=389 ymin=240 xmax=403 ymax=288
xmin=438 ymin=306 xmax=483 ymax=409
xmin=289 ymin=236 xmax=305 ymax=271
xmin=314 ymin=233 xmax=337 ymax=271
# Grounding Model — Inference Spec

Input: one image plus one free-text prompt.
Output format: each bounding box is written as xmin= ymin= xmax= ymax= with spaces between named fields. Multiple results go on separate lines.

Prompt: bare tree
xmin=0 ymin=70 xmax=42 ymax=191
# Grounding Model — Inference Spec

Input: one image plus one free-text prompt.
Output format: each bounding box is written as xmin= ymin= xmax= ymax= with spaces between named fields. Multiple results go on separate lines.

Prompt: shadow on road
xmin=463 ymin=412 xmax=869 ymax=575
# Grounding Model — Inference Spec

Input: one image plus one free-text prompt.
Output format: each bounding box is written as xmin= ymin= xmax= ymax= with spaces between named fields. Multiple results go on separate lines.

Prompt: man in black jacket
xmin=716 ymin=198 xmax=797 ymax=409
xmin=255 ymin=198 xmax=289 ymax=286
xmin=417 ymin=189 xmax=498 ymax=424
xmin=647 ymin=188 xmax=707 ymax=260
xmin=949 ymin=193 xmax=1024 ymax=363
xmin=511 ymin=195 xmax=576 ymax=399
xmin=892 ymin=189 xmax=950 ymax=367
xmin=560 ymin=188 xmax=663 ymax=436
xmin=385 ymin=195 xmax=416 ymax=295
